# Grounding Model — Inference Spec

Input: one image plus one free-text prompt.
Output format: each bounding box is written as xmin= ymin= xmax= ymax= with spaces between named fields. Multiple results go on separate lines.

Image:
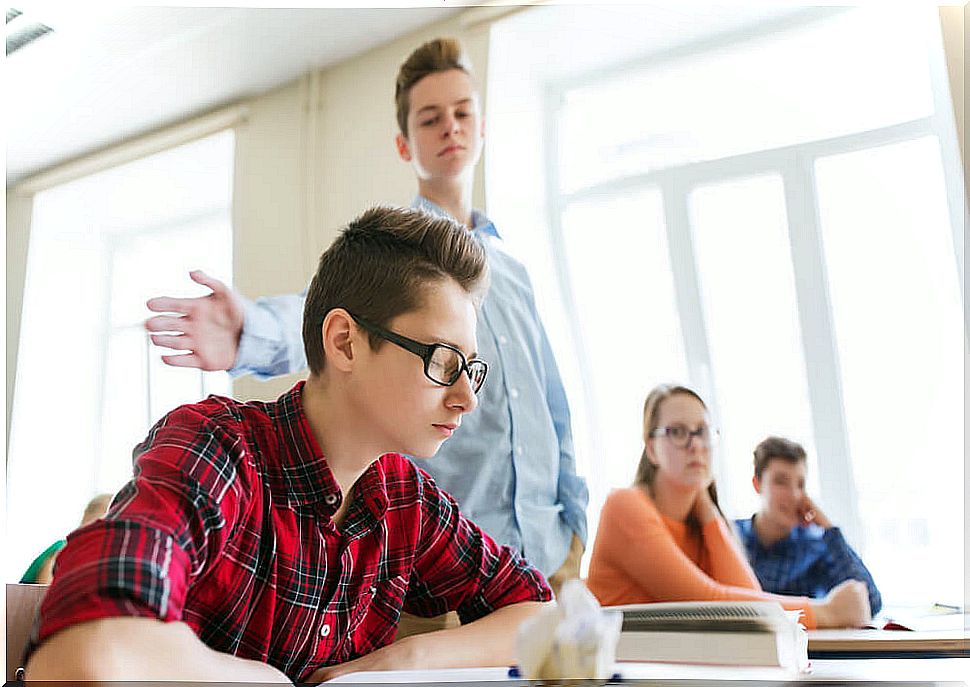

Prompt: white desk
xmin=327 ymin=659 xmax=970 ymax=683
xmin=808 ymin=657 xmax=968 ymax=682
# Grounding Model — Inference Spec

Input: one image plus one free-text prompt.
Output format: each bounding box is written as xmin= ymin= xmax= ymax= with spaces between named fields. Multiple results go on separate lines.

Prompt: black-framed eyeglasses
xmin=349 ymin=312 xmax=488 ymax=394
xmin=650 ymin=424 xmax=719 ymax=449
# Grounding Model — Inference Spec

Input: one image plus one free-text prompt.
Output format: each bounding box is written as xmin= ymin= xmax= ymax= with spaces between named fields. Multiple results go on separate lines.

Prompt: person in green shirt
xmin=21 ymin=494 xmax=112 ymax=584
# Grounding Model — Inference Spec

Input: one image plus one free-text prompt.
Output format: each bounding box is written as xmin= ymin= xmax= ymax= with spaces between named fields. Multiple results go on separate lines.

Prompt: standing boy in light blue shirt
xmin=145 ymin=38 xmax=588 ymax=602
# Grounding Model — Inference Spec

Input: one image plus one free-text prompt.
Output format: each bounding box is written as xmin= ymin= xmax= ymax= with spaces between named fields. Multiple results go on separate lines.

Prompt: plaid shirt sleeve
xmin=815 ymin=527 xmax=883 ymax=615
xmin=36 ymin=405 xmax=248 ymax=644
xmin=405 ymin=470 xmax=552 ymax=622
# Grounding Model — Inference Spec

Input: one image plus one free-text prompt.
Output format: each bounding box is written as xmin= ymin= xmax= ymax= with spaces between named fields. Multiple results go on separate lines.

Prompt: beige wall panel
xmin=231 ymin=79 xmax=312 ymax=401
xmin=5 ymin=190 xmax=34 ymax=456
xmin=311 ymin=14 xmax=489 ymax=259
xmin=938 ymin=5 xmax=966 ymax=200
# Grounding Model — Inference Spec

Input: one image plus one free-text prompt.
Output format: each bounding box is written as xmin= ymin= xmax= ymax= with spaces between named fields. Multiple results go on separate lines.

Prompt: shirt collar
xmin=749 ymin=513 xmax=798 ymax=553
xmin=270 ymin=381 xmax=388 ymax=521
xmin=412 ymin=195 xmax=501 ymax=239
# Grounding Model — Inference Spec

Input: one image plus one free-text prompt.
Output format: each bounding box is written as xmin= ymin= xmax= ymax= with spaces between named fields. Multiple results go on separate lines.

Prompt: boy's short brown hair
xmin=302 ymin=206 xmax=488 ymax=375
xmin=395 ymin=37 xmax=473 ymax=137
xmin=753 ymin=436 xmax=807 ymax=480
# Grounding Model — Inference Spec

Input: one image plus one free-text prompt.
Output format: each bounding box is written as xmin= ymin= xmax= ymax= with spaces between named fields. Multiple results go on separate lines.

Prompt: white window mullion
xmin=782 ymin=155 xmax=862 ymax=545
xmin=92 ymin=238 xmax=117 ymax=495
xmin=542 ymin=85 xmax=603 ymax=474
xmin=542 ymin=86 xmax=586 ymax=347
xmin=661 ymin=180 xmax=724 ymax=478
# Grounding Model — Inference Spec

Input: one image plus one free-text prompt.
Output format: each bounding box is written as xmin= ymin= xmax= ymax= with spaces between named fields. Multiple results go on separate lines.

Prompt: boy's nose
xmin=449 ymin=372 xmax=478 ymax=413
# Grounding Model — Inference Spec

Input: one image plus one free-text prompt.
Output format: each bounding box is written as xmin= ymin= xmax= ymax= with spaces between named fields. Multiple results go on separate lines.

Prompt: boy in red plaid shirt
xmin=27 ymin=206 xmax=551 ymax=683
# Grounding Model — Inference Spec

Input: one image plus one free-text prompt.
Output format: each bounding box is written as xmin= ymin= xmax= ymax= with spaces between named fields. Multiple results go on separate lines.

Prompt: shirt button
xmin=499 ymin=335 xmax=508 ymax=345
xmin=324 ymin=494 xmax=338 ymax=506
xmin=510 ymin=387 xmax=519 ymax=399
xmin=516 ymin=445 xmax=524 ymax=456
xmin=320 ymin=624 xmax=331 ymax=637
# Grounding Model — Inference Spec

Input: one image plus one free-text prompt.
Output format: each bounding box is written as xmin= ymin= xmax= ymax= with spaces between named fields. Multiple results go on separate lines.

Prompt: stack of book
xmin=612 ymin=600 xmax=809 ymax=672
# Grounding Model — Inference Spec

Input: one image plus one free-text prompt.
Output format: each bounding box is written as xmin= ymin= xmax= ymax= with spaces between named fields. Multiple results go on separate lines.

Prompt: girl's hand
xmin=692 ymin=485 xmax=720 ymax=525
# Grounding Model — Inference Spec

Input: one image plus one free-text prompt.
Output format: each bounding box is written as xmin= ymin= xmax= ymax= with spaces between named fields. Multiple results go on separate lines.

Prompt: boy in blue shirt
xmin=735 ymin=436 xmax=882 ymax=615
xmin=144 ymin=38 xmax=587 ymax=606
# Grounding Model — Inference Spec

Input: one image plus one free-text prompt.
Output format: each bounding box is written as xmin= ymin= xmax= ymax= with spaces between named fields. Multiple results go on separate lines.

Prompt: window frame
xmin=5 ymin=130 xmax=236 ymax=582
xmin=540 ymin=6 xmax=967 ymax=548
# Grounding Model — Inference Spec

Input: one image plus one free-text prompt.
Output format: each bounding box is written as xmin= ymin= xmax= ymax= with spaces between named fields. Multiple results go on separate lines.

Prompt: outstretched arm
xmin=27 ymin=617 xmax=290 ymax=682
xmin=146 ymin=270 xmax=308 ymax=378
xmin=26 ymin=405 xmax=288 ymax=681
xmin=308 ymin=602 xmax=546 ymax=683
xmin=145 ymin=270 xmax=245 ymax=371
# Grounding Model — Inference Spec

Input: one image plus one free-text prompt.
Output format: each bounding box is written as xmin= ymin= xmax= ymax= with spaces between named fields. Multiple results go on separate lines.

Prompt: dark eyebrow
xmin=414 ymin=98 xmax=474 ymax=117
xmin=430 ymin=336 xmax=477 ymax=361
xmin=439 ymin=339 xmax=478 ymax=361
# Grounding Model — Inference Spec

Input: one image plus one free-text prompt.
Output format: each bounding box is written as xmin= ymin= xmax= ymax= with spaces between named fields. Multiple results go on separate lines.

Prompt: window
xmin=689 ymin=175 xmax=820 ymax=511
xmin=814 ymin=137 xmax=964 ymax=603
xmin=561 ymin=189 xmax=689 ymax=496
xmin=488 ymin=5 xmax=965 ymax=604
xmin=6 ymin=131 xmax=234 ymax=582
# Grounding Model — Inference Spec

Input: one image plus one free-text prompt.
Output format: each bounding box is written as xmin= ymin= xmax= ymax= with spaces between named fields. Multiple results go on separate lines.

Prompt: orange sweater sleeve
xmin=596 ymin=488 xmax=817 ymax=628
xmin=701 ymin=517 xmax=761 ymax=589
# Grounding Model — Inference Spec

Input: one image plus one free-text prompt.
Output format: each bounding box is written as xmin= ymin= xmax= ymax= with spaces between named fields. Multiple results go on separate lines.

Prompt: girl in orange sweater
xmin=586 ymin=384 xmax=870 ymax=629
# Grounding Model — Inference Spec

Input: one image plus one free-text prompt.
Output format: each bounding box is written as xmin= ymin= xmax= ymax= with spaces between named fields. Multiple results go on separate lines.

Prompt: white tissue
xmin=515 ymin=579 xmax=622 ymax=683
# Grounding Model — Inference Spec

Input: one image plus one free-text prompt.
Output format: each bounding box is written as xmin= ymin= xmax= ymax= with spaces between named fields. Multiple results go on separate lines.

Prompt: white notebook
xmin=612 ymin=600 xmax=808 ymax=672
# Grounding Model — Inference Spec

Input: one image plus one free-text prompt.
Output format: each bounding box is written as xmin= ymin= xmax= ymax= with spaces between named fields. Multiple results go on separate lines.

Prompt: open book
xmin=612 ymin=601 xmax=809 ymax=672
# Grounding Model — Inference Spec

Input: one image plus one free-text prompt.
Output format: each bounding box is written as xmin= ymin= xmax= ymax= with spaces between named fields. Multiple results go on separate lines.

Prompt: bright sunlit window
xmin=814 ymin=137 xmax=965 ymax=604
xmin=689 ymin=174 xmax=820 ymax=513
xmin=488 ymin=5 xmax=965 ymax=606
xmin=6 ymin=131 xmax=235 ymax=582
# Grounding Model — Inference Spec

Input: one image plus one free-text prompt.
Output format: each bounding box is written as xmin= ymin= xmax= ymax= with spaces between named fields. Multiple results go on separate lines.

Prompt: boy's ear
xmin=395 ymin=132 xmax=412 ymax=162
xmin=752 ymin=474 xmax=762 ymax=495
xmin=321 ymin=308 xmax=357 ymax=373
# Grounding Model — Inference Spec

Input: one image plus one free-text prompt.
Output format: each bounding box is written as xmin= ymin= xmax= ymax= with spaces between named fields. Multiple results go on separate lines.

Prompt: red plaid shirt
xmin=36 ymin=382 xmax=550 ymax=682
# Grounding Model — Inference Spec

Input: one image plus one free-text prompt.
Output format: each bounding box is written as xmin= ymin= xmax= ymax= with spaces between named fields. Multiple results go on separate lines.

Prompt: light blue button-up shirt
xmin=231 ymin=198 xmax=588 ymax=577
